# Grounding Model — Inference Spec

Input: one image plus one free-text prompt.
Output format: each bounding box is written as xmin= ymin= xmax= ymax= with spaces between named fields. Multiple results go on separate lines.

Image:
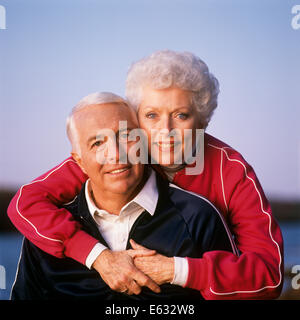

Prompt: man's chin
xmin=104 ymin=180 xmax=136 ymax=194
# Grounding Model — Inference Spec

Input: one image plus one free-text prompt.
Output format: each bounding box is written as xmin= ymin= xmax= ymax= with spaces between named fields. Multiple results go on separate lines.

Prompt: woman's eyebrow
xmin=173 ymin=106 xmax=192 ymax=110
xmin=140 ymin=106 xmax=159 ymax=110
xmin=117 ymin=127 xmax=135 ymax=135
xmin=142 ymin=105 xmax=192 ymax=111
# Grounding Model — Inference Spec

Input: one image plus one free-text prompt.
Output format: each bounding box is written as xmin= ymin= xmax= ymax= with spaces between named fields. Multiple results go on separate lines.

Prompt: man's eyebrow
xmin=87 ymin=135 xmax=105 ymax=145
xmin=86 ymin=136 xmax=97 ymax=145
xmin=86 ymin=127 xmax=136 ymax=145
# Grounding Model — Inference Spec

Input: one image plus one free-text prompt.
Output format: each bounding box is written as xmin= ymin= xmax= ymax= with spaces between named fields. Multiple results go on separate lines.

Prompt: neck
xmin=88 ymin=174 xmax=148 ymax=215
xmin=161 ymin=163 xmax=186 ymax=172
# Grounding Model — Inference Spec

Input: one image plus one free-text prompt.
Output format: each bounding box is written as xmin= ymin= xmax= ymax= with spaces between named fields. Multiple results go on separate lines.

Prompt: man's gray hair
xmin=66 ymin=92 xmax=129 ymax=155
xmin=125 ymin=50 xmax=219 ymax=128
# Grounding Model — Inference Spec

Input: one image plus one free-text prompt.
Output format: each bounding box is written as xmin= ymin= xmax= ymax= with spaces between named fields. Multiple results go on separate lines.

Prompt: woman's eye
xmin=176 ymin=113 xmax=189 ymax=120
xmin=119 ymin=132 xmax=130 ymax=141
xmin=145 ymin=112 xmax=157 ymax=119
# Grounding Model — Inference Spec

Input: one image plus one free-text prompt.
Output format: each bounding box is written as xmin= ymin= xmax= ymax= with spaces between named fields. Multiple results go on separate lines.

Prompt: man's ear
xmin=71 ymin=152 xmax=87 ymax=174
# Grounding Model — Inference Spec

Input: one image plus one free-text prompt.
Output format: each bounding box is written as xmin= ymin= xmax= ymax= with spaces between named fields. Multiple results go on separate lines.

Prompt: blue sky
xmin=0 ymin=0 xmax=299 ymax=199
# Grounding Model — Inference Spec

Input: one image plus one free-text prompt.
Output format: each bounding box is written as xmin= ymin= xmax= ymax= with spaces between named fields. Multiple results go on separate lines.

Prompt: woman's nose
xmin=158 ymin=116 xmax=173 ymax=131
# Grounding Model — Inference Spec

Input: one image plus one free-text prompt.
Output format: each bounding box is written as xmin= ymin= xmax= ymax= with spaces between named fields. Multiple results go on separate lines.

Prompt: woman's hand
xmin=130 ymin=239 xmax=175 ymax=285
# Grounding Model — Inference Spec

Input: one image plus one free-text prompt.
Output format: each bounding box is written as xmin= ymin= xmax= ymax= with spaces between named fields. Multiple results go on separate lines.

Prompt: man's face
xmin=72 ymin=103 xmax=144 ymax=196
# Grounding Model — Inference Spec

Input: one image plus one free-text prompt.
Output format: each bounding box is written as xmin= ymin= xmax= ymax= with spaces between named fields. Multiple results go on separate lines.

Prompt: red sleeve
xmin=7 ymin=157 xmax=99 ymax=265
xmin=185 ymin=148 xmax=283 ymax=299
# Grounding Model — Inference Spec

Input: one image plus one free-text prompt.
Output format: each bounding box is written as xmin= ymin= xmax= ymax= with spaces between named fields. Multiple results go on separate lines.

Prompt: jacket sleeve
xmin=7 ymin=157 xmax=99 ymax=265
xmin=185 ymin=148 xmax=284 ymax=299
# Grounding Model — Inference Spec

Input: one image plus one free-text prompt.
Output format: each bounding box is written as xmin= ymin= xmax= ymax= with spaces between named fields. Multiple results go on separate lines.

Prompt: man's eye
xmin=145 ymin=112 xmax=157 ymax=119
xmin=92 ymin=140 xmax=103 ymax=148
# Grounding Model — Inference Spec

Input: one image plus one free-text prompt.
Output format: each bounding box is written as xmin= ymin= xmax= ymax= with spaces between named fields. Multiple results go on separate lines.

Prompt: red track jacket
xmin=7 ymin=133 xmax=283 ymax=299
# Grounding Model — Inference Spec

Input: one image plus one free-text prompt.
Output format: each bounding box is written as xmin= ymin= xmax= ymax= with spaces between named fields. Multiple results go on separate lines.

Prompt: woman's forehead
xmin=138 ymin=86 xmax=192 ymax=110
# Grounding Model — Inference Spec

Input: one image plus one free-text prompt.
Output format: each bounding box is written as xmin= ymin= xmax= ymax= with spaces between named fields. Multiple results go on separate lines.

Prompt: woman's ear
xmin=71 ymin=152 xmax=87 ymax=174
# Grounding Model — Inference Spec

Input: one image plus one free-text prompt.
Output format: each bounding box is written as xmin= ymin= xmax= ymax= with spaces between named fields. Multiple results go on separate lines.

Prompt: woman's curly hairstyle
xmin=125 ymin=50 xmax=219 ymax=128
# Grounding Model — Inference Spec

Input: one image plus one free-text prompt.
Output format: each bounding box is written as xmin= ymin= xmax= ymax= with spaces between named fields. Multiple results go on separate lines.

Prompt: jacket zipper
xmin=125 ymin=210 xmax=148 ymax=250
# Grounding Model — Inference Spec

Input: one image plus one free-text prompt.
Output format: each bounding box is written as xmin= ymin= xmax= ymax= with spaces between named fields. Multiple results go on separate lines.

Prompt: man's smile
xmin=105 ymin=165 xmax=132 ymax=176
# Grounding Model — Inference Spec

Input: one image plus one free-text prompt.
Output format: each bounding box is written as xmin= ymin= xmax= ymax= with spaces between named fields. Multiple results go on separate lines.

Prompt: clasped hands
xmin=92 ymin=239 xmax=174 ymax=295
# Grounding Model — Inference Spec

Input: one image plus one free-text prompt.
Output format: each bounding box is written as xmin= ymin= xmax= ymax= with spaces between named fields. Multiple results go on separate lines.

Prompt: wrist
xmin=165 ymin=257 xmax=175 ymax=283
xmin=86 ymin=243 xmax=108 ymax=269
xmin=92 ymin=248 xmax=110 ymax=270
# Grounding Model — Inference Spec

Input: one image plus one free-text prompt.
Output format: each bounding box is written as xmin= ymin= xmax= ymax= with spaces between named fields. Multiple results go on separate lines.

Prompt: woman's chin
xmin=150 ymin=153 xmax=184 ymax=167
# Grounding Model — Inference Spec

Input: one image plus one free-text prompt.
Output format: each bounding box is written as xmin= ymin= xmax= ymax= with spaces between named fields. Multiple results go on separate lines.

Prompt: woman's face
xmin=138 ymin=86 xmax=202 ymax=166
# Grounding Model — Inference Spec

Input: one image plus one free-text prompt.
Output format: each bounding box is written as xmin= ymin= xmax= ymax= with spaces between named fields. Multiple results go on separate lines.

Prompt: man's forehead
xmin=74 ymin=103 xmax=138 ymax=132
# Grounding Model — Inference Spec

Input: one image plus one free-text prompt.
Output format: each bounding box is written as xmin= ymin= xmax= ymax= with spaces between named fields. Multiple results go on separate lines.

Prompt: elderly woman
xmin=8 ymin=50 xmax=283 ymax=299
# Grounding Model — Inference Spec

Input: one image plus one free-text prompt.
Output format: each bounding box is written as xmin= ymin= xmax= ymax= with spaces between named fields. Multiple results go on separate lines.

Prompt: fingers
xmin=126 ymin=279 xmax=142 ymax=295
xmin=133 ymin=269 xmax=161 ymax=294
xmin=109 ymin=270 xmax=142 ymax=295
xmin=94 ymin=248 xmax=160 ymax=295
xmin=129 ymin=239 xmax=156 ymax=257
xmin=118 ymin=267 xmax=161 ymax=295
xmin=127 ymin=248 xmax=156 ymax=258
xmin=130 ymin=239 xmax=148 ymax=250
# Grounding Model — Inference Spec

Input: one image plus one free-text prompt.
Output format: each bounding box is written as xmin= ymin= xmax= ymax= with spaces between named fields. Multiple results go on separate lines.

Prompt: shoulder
xmin=168 ymin=182 xmax=223 ymax=222
xmin=61 ymin=183 xmax=85 ymax=217
xmin=205 ymin=133 xmax=248 ymax=164
xmin=168 ymin=183 xmax=237 ymax=253
xmin=203 ymin=133 xmax=255 ymax=183
xmin=62 ymin=196 xmax=79 ymax=213
xmin=156 ymin=171 xmax=219 ymax=218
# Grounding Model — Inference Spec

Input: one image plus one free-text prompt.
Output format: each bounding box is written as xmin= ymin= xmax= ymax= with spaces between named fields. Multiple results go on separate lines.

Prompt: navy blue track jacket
xmin=11 ymin=172 xmax=235 ymax=300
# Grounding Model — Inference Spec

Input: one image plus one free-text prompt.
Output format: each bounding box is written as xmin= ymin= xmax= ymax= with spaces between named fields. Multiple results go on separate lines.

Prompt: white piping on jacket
xmin=15 ymin=159 xmax=78 ymax=244
xmin=169 ymin=183 xmax=239 ymax=256
xmin=207 ymin=143 xmax=282 ymax=295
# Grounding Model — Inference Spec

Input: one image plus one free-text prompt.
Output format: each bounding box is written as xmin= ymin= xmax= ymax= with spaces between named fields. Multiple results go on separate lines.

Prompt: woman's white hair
xmin=66 ymin=92 xmax=129 ymax=155
xmin=125 ymin=50 xmax=219 ymax=128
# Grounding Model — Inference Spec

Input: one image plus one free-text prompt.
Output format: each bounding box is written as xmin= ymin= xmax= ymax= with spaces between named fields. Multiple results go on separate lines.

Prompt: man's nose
xmin=105 ymin=139 xmax=128 ymax=164
xmin=104 ymin=139 xmax=120 ymax=164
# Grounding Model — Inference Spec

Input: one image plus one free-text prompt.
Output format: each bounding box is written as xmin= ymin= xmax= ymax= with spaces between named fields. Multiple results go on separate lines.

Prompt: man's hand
xmin=92 ymin=248 xmax=161 ymax=295
xmin=130 ymin=240 xmax=175 ymax=285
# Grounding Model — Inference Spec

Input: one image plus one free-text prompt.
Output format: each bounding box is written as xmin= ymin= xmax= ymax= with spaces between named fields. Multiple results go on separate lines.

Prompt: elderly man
xmin=8 ymin=50 xmax=283 ymax=300
xmin=11 ymin=92 xmax=235 ymax=300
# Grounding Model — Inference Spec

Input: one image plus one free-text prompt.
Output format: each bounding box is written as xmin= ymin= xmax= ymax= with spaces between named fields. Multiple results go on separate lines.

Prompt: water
xmin=0 ymin=233 xmax=23 ymax=300
xmin=0 ymin=221 xmax=299 ymax=300
xmin=280 ymin=222 xmax=300 ymax=268
xmin=279 ymin=221 xmax=300 ymax=299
